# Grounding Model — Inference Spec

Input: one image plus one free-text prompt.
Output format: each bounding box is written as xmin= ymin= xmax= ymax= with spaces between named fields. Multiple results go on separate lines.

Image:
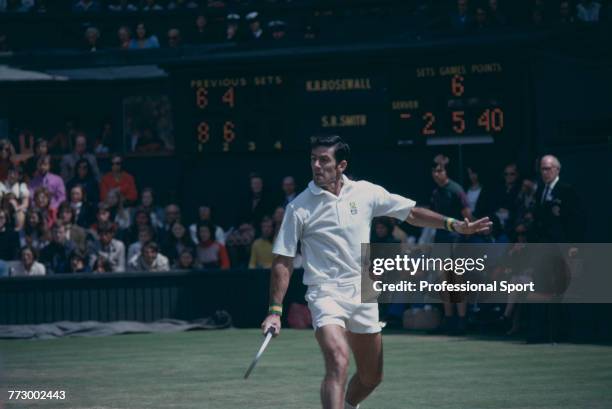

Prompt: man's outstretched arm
xmin=406 ymin=207 xmax=492 ymax=235
xmin=261 ymin=254 xmax=294 ymax=336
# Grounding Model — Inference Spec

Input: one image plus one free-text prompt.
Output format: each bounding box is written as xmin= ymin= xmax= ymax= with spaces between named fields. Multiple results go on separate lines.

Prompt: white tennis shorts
xmin=305 ymin=281 xmax=381 ymax=334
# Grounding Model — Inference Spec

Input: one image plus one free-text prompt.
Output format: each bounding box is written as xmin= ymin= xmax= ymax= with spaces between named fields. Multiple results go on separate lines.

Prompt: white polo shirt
xmin=273 ymin=175 xmax=416 ymax=285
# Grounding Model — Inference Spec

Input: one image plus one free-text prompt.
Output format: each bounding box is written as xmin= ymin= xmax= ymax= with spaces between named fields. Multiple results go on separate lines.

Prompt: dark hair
xmin=70 ymin=249 xmax=87 ymax=263
xmin=58 ymin=202 xmax=75 ymax=219
xmin=20 ymin=245 xmax=37 ymax=260
xmin=98 ymin=221 xmax=115 ymax=235
xmin=310 ymin=135 xmax=350 ymax=163
xmin=142 ymin=241 xmax=159 ymax=252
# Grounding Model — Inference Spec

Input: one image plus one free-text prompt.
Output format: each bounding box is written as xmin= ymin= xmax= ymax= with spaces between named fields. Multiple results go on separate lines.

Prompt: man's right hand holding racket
xmin=261 ymin=310 xmax=281 ymax=337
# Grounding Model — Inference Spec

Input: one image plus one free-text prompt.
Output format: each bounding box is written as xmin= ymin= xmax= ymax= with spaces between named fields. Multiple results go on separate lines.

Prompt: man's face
xmin=138 ymin=230 xmax=152 ymax=244
xmin=311 ymin=146 xmax=345 ymax=187
xmin=22 ymin=249 xmax=34 ymax=266
xmin=136 ymin=24 xmax=146 ymax=39
xmin=118 ymin=28 xmax=130 ymax=42
xmin=179 ymin=252 xmax=193 ymax=267
xmin=142 ymin=191 xmax=153 ymax=207
xmin=143 ymin=247 xmax=157 ymax=264
xmin=198 ymin=226 xmax=211 ymax=242
xmin=261 ymin=220 xmax=273 ymax=239
xmin=37 ymin=141 xmax=48 ymax=156
xmin=39 ymin=159 xmax=50 ymax=174
xmin=196 ymin=16 xmax=207 ymax=29
xmin=97 ymin=209 xmax=110 ymax=222
xmin=431 ymin=165 xmax=448 ymax=186
xmin=504 ymin=165 xmax=518 ymax=184
xmin=61 ymin=210 xmax=73 ymax=224
xmin=199 ymin=206 xmax=211 ymax=221
xmin=100 ymin=231 xmax=113 ymax=246
xmin=166 ymin=205 xmax=180 ymax=223
xmin=250 ymin=177 xmax=263 ymax=194
xmin=35 ymin=192 xmax=49 ymax=208
xmin=540 ymin=158 xmax=560 ymax=184
xmin=375 ymin=223 xmax=388 ymax=238
xmin=71 ymin=187 xmax=83 ymax=203
xmin=53 ymin=226 xmax=65 ymax=243
xmin=75 ymin=136 xmax=87 ymax=154
xmin=282 ymin=177 xmax=295 ymax=195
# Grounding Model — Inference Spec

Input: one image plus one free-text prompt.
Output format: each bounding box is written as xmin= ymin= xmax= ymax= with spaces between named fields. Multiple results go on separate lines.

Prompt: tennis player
xmin=261 ymin=135 xmax=491 ymax=409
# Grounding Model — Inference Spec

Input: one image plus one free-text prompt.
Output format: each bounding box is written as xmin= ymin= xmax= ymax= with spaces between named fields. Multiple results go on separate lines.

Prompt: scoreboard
xmin=172 ymin=54 xmax=526 ymax=153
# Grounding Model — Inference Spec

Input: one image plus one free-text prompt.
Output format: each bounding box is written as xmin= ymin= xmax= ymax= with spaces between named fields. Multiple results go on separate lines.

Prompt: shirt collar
xmin=548 ymin=176 xmax=560 ymax=190
xmin=308 ymin=174 xmax=351 ymax=197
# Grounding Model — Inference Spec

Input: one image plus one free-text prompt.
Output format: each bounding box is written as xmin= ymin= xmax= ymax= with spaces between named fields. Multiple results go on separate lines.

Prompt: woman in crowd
xmin=173 ymin=248 xmax=197 ymax=270
xmin=133 ymin=187 xmax=164 ymax=230
xmin=20 ymin=209 xmax=50 ymax=252
xmin=32 ymin=187 xmax=57 ymax=228
xmin=129 ymin=22 xmax=160 ymax=49
xmin=0 ymin=166 xmax=29 ymax=216
xmin=11 ymin=245 xmax=46 ymax=276
xmin=1 ymin=192 xmax=24 ymax=231
xmin=195 ymin=221 xmax=230 ymax=270
xmin=66 ymin=158 xmax=99 ymax=206
xmin=162 ymin=221 xmax=195 ymax=264
xmin=104 ymin=188 xmax=131 ymax=233
xmin=125 ymin=209 xmax=155 ymax=245
xmin=189 ymin=204 xmax=225 ymax=245
xmin=22 ymin=138 xmax=48 ymax=181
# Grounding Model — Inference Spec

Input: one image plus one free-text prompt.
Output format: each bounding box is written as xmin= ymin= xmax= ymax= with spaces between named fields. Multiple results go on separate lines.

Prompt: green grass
xmin=1 ymin=329 xmax=611 ymax=409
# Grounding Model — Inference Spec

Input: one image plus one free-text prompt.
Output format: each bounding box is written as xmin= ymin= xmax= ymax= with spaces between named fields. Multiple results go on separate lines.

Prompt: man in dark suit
xmin=533 ymin=155 xmax=584 ymax=243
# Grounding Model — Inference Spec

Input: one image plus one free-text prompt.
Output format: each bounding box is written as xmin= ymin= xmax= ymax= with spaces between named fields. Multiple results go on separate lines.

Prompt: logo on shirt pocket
xmin=349 ymin=201 xmax=358 ymax=215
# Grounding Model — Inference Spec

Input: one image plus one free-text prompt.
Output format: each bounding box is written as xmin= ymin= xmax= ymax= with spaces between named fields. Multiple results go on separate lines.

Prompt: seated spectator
xmin=108 ymin=0 xmax=137 ymax=12
xmin=132 ymin=187 xmax=164 ymax=229
xmin=117 ymin=26 xmax=133 ymax=49
xmin=162 ymin=221 xmax=195 ymax=264
xmin=0 ymin=208 xmax=19 ymax=262
xmin=246 ymin=11 xmax=265 ymax=41
xmin=1 ymin=192 xmax=23 ymax=230
xmin=91 ymin=221 xmax=125 ymax=272
xmin=195 ymin=222 xmax=230 ymax=269
xmin=58 ymin=203 xmax=87 ymax=252
xmin=66 ymin=158 xmax=99 ymax=207
xmin=22 ymin=138 xmax=48 ymax=182
xmin=159 ymin=203 xmax=181 ymax=242
xmin=189 ymin=205 xmax=225 ymax=244
xmin=72 ymin=0 xmax=101 ymax=12
xmin=0 ymin=139 xmax=16 ymax=182
xmin=93 ymin=256 xmax=113 ymax=273
xmin=167 ymin=0 xmax=198 ymax=9
xmin=129 ymin=22 xmax=160 ymax=49
xmin=280 ymin=175 xmax=297 ymax=207
xmin=68 ymin=185 xmax=96 ymax=228
xmin=125 ymin=209 xmax=155 ymax=245
xmin=465 ymin=165 xmax=494 ymax=220
xmin=268 ymin=20 xmax=288 ymax=41
xmin=60 ymin=133 xmax=101 ymax=182
xmin=371 ymin=217 xmax=400 ymax=244
xmin=40 ymin=223 xmax=76 ymax=274
xmin=142 ymin=0 xmax=163 ymax=11
xmin=104 ymin=188 xmax=131 ymax=232
xmin=0 ymin=166 xmax=29 ymax=218
xmin=248 ymin=217 xmax=274 ymax=269
xmin=19 ymin=209 xmax=50 ymax=251
xmin=167 ymin=28 xmax=182 ymax=48
xmin=84 ymin=26 xmax=101 ymax=52
xmin=100 ymin=154 xmax=138 ymax=204
xmin=173 ymin=248 xmax=196 ymax=270
xmin=32 ymin=187 xmax=57 ymax=229
xmin=69 ymin=249 xmax=91 ymax=273
xmin=240 ymin=172 xmax=275 ymax=225
xmin=127 ymin=225 xmax=155 ymax=262
xmin=128 ymin=241 xmax=170 ymax=272
xmin=29 ymin=155 xmax=65 ymax=211
xmin=191 ymin=14 xmax=217 ymax=43
xmin=225 ymin=13 xmax=243 ymax=41
xmin=11 ymin=246 xmax=45 ymax=276
xmin=89 ymin=203 xmax=114 ymax=237
xmin=226 ymin=222 xmax=255 ymax=268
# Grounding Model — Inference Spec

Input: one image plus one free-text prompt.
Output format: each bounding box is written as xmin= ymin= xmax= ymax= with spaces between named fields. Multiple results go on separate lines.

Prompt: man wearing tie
xmin=533 ymin=155 xmax=584 ymax=243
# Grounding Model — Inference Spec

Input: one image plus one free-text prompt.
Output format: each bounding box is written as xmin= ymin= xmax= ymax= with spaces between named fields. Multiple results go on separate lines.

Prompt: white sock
xmin=344 ymin=402 xmax=359 ymax=409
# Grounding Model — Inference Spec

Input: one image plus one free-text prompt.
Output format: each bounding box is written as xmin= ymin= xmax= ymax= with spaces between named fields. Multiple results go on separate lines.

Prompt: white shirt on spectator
xmin=273 ymin=175 xmax=415 ymax=285
xmin=11 ymin=261 xmax=46 ymax=276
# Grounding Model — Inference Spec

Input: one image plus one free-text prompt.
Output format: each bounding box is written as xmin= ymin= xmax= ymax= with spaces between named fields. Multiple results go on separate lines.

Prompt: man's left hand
xmin=454 ymin=217 xmax=493 ymax=235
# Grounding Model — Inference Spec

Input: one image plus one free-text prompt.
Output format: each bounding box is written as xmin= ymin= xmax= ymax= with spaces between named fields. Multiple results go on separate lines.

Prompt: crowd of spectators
xmin=0 ymin=1 xmax=610 ymax=53
xmin=0 ymin=132 xmax=304 ymax=277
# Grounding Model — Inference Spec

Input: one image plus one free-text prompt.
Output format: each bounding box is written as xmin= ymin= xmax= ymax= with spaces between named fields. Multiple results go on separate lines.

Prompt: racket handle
xmin=265 ymin=326 xmax=277 ymax=336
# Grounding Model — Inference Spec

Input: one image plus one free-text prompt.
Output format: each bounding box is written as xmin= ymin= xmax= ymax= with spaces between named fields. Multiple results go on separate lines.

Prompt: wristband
xmin=268 ymin=304 xmax=283 ymax=317
xmin=445 ymin=217 xmax=457 ymax=232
